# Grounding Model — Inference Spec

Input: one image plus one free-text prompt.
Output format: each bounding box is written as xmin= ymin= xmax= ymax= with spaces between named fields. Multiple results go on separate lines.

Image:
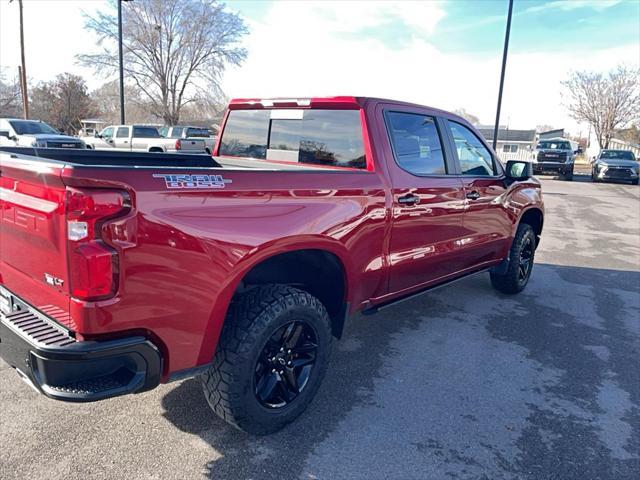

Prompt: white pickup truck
xmin=82 ymin=125 xmax=206 ymax=153
xmin=0 ymin=118 xmax=86 ymax=149
xmin=159 ymin=125 xmax=217 ymax=154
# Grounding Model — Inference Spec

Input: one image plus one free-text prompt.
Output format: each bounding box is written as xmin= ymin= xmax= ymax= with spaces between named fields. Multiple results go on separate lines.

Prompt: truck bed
xmin=0 ymin=147 xmax=219 ymax=168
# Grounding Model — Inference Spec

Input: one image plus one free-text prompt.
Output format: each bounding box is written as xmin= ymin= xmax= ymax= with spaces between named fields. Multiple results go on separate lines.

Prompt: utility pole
xmin=492 ymin=0 xmax=513 ymax=151
xmin=16 ymin=0 xmax=29 ymax=119
xmin=118 ymin=0 xmax=126 ymax=124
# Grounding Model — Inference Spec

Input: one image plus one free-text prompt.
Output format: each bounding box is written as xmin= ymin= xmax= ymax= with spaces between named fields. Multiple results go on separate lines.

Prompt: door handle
xmin=398 ymin=193 xmax=420 ymax=206
xmin=466 ymin=190 xmax=481 ymax=200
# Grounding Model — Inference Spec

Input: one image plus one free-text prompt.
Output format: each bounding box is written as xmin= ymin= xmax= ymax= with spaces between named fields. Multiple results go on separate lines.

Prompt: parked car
xmin=0 ymin=96 xmax=544 ymax=435
xmin=159 ymin=125 xmax=217 ymax=154
xmin=0 ymin=118 xmax=86 ymax=149
xmin=531 ymin=137 xmax=575 ymax=180
xmin=82 ymin=124 xmax=206 ymax=153
xmin=591 ymin=149 xmax=639 ymax=185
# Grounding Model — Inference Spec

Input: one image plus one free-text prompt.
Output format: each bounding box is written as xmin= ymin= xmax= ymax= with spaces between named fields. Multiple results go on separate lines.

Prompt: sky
xmin=0 ymin=0 xmax=638 ymax=134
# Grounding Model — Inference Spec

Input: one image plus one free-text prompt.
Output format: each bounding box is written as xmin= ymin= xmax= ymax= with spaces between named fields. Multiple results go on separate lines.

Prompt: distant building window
xmin=502 ymin=144 xmax=518 ymax=153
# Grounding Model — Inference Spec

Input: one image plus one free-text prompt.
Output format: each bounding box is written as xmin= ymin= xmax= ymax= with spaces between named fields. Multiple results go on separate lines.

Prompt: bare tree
xmin=91 ymin=79 xmax=158 ymax=124
xmin=77 ymin=0 xmax=247 ymax=125
xmin=30 ymin=74 xmax=96 ymax=133
xmin=454 ymin=108 xmax=480 ymax=125
xmin=535 ymin=124 xmax=555 ymax=133
xmin=562 ymin=66 xmax=640 ymax=149
xmin=0 ymin=70 xmax=23 ymax=117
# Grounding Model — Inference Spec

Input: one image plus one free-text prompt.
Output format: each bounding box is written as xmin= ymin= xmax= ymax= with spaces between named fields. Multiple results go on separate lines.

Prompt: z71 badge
xmin=153 ymin=174 xmax=232 ymax=189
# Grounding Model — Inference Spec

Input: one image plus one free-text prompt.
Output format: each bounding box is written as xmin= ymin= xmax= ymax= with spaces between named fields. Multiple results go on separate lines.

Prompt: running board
xmin=362 ymin=268 xmax=489 ymax=315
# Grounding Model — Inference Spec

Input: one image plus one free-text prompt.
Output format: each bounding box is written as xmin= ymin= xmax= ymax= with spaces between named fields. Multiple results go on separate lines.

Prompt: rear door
xmin=381 ymin=106 xmax=468 ymax=294
xmin=131 ymin=126 xmax=160 ymax=151
xmin=443 ymin=119 xmax=513 ymax=268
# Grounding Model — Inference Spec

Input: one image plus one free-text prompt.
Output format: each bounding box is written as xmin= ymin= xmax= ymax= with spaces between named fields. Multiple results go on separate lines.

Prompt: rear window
xmin=186 ymin=127 xmax=211 ymax=137
xmin=133 ymin=126 xmax=161 ymax=138
xmin=219 ymin=109 xmax=366 ymax=169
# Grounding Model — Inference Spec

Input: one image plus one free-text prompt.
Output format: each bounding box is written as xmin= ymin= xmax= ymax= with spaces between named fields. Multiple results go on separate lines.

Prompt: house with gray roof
xmin=477 ymin=127 xmax=537 ymax=161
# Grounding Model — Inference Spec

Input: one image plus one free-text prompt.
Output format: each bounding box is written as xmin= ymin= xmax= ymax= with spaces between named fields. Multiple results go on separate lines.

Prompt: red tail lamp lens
xmin=66 ymin=188 xmax=129 ymax=300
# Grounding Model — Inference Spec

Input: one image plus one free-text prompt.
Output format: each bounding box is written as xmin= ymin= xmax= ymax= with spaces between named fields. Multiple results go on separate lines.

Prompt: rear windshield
xmin=186 ymin=127 xmax=211 ymax=137
xmin=133 ymin=126 xmax=161 ymax=138
xmin=600 ymin=150 xmax=635 ymax=160
xmin=219 ymin=109 xmax=366 ymax=169
xmin=9 ymin=120 xmax=59 ymax=135
xmin=537 ymin=140 xmax=571 ymax=150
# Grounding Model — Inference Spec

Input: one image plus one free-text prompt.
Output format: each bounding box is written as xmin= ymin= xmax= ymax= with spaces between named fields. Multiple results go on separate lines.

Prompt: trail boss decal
xmin=153 ymin=174 xmax=232 ymax=189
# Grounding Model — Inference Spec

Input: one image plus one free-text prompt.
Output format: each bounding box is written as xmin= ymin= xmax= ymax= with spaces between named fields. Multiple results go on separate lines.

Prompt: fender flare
xmin=195 ymin=237 xmax=354 ymax=365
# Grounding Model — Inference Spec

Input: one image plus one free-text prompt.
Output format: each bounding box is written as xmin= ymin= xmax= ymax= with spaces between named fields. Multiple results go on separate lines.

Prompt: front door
xmin=97 ymin=126 xmax=115 ymax=148
xmin=444 ymin=120 xmax=513 ymax=269
xmin=382 ymin=109 xmax=468 ymax=295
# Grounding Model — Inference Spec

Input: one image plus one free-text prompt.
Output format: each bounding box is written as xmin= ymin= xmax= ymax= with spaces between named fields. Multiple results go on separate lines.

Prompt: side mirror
xmin=0 ymin=130 xmax=10 ymax=139
xmin=505 ymin=160 xmax=532 ymax=181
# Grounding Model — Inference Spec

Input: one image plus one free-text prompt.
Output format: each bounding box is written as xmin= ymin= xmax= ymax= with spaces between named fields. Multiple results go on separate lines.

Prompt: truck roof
xmin=228 ymin=96 xmax=457 ymax=118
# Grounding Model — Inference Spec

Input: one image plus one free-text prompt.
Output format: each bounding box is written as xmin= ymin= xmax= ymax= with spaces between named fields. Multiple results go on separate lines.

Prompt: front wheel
xmin=490 ymin=224 xmax=536 ymax=294
xmin=562 ymin=168 xmax=574 ymax=181
xmin=200 ymin=285 xmax=333 ymax=435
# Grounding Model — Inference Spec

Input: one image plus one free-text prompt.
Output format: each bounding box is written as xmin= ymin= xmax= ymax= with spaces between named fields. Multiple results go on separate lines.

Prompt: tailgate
xmin=181 ymin=138 xmax=206 ymax=152
xmin=0 ymin=151 xmax=71 ymax=323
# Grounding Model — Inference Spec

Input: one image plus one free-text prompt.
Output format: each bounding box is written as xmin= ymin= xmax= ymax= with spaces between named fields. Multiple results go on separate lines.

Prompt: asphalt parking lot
xmin=1 ymin=174 xmax=639 ymax=480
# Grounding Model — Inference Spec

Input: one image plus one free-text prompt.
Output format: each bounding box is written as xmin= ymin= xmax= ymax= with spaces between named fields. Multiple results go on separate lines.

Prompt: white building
xmin=478 ymin=127 xmax=537 ymax=161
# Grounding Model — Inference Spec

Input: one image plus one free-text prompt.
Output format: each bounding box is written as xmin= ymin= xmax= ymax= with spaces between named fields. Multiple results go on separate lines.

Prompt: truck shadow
xmin=160 ymin=263 xmax=640 ymax=480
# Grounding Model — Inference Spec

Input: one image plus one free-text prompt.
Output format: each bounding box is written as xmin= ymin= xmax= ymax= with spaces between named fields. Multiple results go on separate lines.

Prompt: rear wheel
xmin=632 ymin=178 xmax=639 ymax=186
xmin=490 ymin=224 xmax=536 ymax=294
xmin=200 ymin=285 xmax=332 ymax=435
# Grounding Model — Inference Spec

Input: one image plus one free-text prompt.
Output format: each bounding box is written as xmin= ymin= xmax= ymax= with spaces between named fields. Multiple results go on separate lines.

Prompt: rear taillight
xmin=175 ymin=139 xmax=182 ymax=150
xmin=66 ymin=188 xmax=130 ymax=301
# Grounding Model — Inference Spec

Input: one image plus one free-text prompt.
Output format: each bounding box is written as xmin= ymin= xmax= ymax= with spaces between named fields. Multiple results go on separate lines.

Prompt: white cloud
xmin=523 ymin=0 xmax=622 ymax=14
xmin=223 ymin=1 xmax=638 ymax=134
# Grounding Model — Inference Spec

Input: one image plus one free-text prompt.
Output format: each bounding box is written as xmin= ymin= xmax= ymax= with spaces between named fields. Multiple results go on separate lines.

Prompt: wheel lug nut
xmin=271 ymin=369 xmax=276 ymax=373
xmin=287 ymin=349 xmax=291 ymax=354
xmin=280 ymin=347 xmax=284 ymax=352
xmin=287 ymin=361 xmax=292 ymax=366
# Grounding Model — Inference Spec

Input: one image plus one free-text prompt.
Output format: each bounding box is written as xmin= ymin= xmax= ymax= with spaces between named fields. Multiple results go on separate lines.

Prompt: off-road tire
xmin=200 ymin=284 xmax=332 ymax=435
xmin=490 ymin=224 xmax=536 ymax=294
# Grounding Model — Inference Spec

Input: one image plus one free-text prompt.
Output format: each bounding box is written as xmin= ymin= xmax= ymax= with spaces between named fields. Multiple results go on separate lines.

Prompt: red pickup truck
xmin=0 ymin=97 xmax=543 ymax=434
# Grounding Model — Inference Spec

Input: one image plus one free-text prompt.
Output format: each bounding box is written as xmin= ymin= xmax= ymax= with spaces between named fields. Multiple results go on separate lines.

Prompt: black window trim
xmin=443 ymin=118 xmax=505 ymax=178
xmin=382 ymin=109 xmax=453 ymax=178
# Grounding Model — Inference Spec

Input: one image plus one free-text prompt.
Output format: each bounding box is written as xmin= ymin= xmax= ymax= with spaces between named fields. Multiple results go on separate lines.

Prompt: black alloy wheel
xmin=254 ymin=321 xmax=318 ymax=409
xmin=518 ymin=235 xmax=534 ymax=283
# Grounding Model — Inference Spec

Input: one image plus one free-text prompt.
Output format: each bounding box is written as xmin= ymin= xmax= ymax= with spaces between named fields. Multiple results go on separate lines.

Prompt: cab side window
xmin=448 ymin=121 xmax=496 ymax=176
xmin=116 ymin=127 xmax=129 ymax=138
xmin=101 ymin=127 xmax=114 ymax=139
xmin=386 ymin=111 xmax=447 ymax=175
